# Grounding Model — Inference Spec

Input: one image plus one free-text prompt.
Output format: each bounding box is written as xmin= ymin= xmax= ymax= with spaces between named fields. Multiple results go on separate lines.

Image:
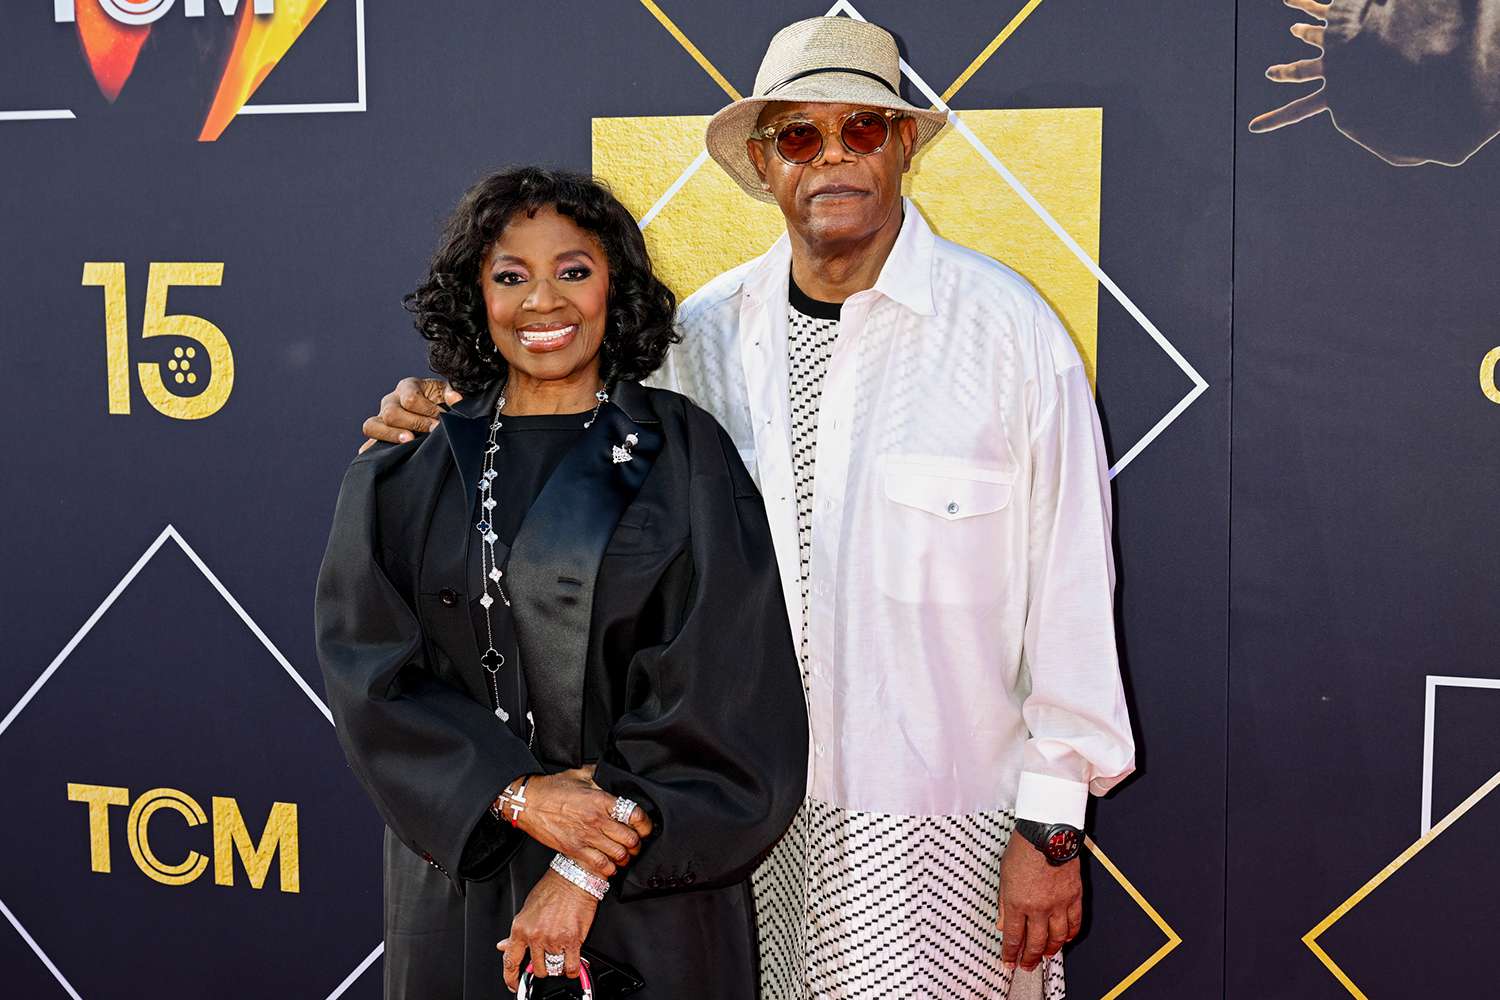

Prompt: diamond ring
xmin=609 ymin=796 xmax=638 ymax=824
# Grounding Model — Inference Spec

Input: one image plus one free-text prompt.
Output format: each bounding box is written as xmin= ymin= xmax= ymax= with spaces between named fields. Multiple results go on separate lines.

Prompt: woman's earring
xmin=474 ymin=333 xmax=488 ymax=357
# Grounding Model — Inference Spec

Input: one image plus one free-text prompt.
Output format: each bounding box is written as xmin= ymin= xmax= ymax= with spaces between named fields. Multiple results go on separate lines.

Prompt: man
xmin=362 ymin=16 xmax=1134 ymax=999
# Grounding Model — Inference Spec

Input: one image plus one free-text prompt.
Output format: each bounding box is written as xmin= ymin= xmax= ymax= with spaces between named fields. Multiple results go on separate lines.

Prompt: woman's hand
xmin=498 ymin=870 xmax=600 ymax=991
xmin=514 ymin=766 xmax=654 ymax=878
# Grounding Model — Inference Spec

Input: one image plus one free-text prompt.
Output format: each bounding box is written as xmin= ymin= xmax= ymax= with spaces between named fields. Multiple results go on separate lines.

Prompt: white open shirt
xmin=652 ymin=201 xmax=1134 ymax=827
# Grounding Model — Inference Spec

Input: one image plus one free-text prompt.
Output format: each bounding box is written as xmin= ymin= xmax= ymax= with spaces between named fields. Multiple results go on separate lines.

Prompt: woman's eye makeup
xmin=493 ymin=270 xmax=527 ymax=285
xmin=559 ymin=265 xmax=592 ymax=281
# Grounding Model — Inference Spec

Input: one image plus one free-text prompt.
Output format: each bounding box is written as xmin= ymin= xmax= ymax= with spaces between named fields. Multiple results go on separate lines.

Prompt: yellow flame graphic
xmin=198 ymin=0 xmax=328 ymax=142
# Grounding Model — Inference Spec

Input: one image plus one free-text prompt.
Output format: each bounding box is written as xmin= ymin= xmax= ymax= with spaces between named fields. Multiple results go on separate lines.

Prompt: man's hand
xmin=514 ymin=766 xmax=654 ymax=879
xmin=357 ymin=377 xmax=461 ymax=453
xmin=498 ymin=869 xmax=600 ymax=990
xmin=997 ymin=833 xmax=1083 ymax=972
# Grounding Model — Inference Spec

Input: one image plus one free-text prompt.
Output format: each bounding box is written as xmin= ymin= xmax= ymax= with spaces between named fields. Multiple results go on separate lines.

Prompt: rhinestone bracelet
xmin=550 ymin=853 xmax=610 ymax=901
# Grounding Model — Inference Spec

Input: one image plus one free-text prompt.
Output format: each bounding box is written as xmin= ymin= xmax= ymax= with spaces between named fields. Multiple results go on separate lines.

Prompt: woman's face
xmin=481 ymin=206 xmax=610 ymax=389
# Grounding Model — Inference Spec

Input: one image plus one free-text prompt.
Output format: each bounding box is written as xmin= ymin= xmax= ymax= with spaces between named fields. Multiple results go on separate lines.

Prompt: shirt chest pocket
xmin=873 ymin=457 xmax=1017 ymax=606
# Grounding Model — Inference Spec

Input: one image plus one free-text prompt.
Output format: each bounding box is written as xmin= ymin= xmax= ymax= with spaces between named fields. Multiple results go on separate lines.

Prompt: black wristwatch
xmin=1013 ymin=818 xmax=1082 ymax=866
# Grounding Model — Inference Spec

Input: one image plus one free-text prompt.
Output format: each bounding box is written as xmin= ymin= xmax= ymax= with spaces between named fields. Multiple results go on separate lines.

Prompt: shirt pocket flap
xmin=882 ymin=460 xmax=1014 ymax=520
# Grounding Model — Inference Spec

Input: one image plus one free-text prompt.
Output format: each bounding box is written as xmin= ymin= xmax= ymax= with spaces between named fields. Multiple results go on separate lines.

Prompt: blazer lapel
xmin=506 ymin=381 xmax=663 ymax=765
xmin=437 ymin=381 xmax=504 ymax=504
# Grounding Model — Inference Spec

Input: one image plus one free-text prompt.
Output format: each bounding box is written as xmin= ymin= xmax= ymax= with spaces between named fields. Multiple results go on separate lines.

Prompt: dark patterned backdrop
xmin=0 ymin=2 xmax=1492 ymax=997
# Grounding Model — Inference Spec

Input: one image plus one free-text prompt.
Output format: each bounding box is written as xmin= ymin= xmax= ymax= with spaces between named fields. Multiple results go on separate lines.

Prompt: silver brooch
xmin=611 ymin=433 xmax=639 ymax=465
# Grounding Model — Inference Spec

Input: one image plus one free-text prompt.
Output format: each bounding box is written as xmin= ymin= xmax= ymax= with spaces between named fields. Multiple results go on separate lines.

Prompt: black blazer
xmin=314 ymin=380 xmax=807 ymax=998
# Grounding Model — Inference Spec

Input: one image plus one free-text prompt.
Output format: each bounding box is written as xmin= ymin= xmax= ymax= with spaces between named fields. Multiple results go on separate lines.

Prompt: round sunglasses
xmin=753 ymin=108 xmax=903 ymax=165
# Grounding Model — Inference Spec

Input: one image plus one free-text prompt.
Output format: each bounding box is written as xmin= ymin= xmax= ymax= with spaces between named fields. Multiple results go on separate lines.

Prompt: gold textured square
xmin=593 ymin=108 xmax=1103 ymax=385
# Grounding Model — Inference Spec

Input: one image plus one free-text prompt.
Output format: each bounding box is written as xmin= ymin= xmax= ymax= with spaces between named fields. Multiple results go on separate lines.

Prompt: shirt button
xmin=815 ymin=742 xmax=826 ymax=756
xmin=946 ymin=502 xmax=960 ymax=515
xmin=438 ymin=588 xmax=459 ymax=607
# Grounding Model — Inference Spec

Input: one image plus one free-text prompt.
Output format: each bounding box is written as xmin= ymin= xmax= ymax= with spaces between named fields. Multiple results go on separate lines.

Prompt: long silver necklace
xmin=475 ymin=380 xmax=610 ymax=736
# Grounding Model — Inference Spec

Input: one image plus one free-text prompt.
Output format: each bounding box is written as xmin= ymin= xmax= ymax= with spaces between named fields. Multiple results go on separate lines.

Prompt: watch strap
xmin=1013 ymin=818 xmax=1082 ymax=866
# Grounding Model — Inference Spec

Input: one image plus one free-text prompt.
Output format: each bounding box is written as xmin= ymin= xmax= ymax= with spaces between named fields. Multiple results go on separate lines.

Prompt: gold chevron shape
xmin=198 ymin=0 xmax=328 ymax=142
xmin=1303 ymin=770 xmax=1500 ymax=999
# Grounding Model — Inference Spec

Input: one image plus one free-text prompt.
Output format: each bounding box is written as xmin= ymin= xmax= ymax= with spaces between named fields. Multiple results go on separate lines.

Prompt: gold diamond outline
xmin=1303 ymin=770 xmax=1500 ymax=999
xmin=939 ymin=0 xmax=1048 ymax=103
xmin=1084 ymin=837 xmax=1184 ymax=999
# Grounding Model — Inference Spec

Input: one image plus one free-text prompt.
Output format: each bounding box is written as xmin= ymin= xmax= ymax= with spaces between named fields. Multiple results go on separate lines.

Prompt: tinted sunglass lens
xmin=841 ymin=113 xmax=889 ymax=154
xmin=776 ymin=123 xmax=823 ymax=164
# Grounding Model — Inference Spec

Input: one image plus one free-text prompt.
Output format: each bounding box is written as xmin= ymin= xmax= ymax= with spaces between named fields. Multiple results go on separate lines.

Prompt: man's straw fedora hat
xmin=705 ymin=17 xmax=949 ymax=203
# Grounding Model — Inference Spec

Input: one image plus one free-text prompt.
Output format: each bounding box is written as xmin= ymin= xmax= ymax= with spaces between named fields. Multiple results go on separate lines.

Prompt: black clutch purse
xmin=516 ymin=950 xmax=645 ymax=999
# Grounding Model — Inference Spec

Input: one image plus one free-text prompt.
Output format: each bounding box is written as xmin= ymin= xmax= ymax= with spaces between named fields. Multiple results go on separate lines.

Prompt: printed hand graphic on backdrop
xmin=1249 ymin=0 xmax=1500 ymax=166
xmin=1249 ymin=1 xmax=1335 ymax=140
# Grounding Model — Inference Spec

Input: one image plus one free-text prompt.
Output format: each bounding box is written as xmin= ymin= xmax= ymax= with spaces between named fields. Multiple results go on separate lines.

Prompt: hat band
xmin=763 ymin=66 xmax=898 ymax=97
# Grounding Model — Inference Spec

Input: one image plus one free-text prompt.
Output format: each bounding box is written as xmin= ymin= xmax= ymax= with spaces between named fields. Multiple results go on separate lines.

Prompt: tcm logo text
xmin=68 ymin=783 xmax=299 ymax=893
xmin=54 ymin=0 xmax=274 ymax=26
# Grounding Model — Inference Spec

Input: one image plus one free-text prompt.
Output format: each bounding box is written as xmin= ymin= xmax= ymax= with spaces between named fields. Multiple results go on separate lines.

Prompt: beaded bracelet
xmin=549 ymin=853 xmax=610 ymax=901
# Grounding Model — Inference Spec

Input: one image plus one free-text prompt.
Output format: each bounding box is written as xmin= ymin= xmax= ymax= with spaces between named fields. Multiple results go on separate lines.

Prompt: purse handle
xmin=516 ymin=956 xmax=593 ymax=1000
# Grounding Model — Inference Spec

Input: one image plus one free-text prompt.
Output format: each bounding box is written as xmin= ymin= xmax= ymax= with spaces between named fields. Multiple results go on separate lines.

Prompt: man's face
xmin=747 ymin=101 xmax=917 ymax=249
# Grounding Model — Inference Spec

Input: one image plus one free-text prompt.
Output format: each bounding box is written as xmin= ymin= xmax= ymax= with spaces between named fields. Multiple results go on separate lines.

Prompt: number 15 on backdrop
xmin=83 ymin=262 xmax=235 ymax=420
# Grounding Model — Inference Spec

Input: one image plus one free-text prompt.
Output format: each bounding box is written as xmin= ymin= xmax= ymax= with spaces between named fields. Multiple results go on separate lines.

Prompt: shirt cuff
xmin=1014 ymin=771 xmax=1089 ymax=828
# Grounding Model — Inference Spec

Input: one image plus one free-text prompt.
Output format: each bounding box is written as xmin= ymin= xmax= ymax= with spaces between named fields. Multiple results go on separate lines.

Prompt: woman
xmin=315 ymin=167 xmax=807 ymax=999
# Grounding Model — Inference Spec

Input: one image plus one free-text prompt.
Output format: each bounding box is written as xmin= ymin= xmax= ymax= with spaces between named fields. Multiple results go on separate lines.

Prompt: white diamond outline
xmin=237 ymin=0 xmax=367 ymax=118
xmin=0 ymin=109 xmax=75 ymax=121
xmin=1421 ymin=674 xmax=1500 ymax=835
xmin=3 ymin=0 xmax=366 ymax=125
xmin=634 ymin=0 xmax=1210 ymax=480
xmin=0 ymin=524 xmax=383 ymax=1000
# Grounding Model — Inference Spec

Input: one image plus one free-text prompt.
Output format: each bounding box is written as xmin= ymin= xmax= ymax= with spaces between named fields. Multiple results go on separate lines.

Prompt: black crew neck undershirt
xmin=788 ymin=273 xmax=843 ymax=321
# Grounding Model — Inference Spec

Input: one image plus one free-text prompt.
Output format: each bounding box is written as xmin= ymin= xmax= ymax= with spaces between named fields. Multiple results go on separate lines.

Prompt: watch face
xmin=1045 ymin=827 xmax=1080 ymax=862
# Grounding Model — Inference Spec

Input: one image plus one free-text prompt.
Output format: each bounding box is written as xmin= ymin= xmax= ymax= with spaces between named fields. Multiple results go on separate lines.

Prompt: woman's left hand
xmin=498 ymin=869 xmax=600 ymax=991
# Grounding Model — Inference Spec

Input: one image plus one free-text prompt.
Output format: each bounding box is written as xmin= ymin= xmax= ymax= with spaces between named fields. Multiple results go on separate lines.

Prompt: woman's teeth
xmin=519 ymin=325 xmax=575 ymax=345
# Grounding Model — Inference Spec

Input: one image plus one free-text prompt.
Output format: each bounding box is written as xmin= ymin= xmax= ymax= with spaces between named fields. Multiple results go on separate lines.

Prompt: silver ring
xmin=609 ymin=796 xmax=637 ymax=824
xmin=543 ymin=952 xmax=565 ymax=976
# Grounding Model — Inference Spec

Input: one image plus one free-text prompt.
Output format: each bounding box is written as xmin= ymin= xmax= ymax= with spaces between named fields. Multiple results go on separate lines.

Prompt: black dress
xmin=314 ymin=380 xmax=807 ymax=1000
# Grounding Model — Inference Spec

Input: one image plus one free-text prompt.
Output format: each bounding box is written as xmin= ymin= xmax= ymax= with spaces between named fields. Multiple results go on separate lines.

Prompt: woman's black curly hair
xmin=403 ymin=166 xmax=679 ymax=394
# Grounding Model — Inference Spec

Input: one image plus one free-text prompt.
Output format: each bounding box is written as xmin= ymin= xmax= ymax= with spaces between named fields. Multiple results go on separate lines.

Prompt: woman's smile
xmin=516 ymin=322 xmax=578 ymax=352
